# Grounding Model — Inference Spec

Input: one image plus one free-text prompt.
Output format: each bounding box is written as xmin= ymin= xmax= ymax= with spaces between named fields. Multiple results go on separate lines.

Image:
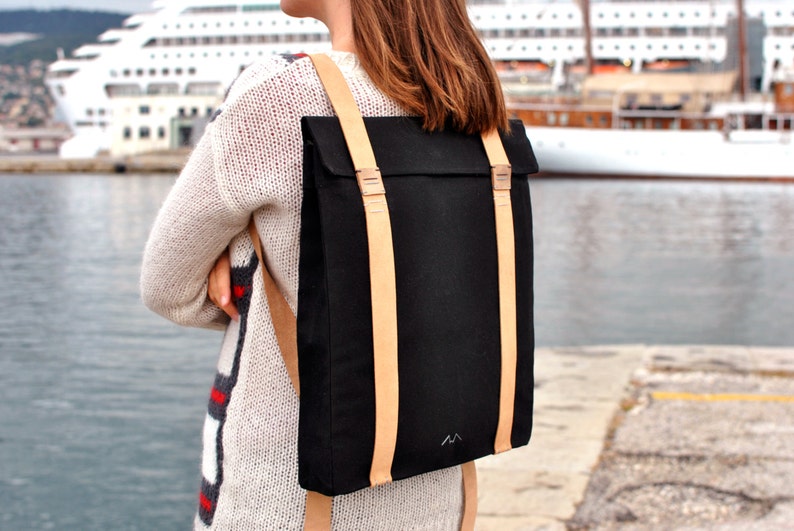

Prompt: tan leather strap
xmin=304 ymin=491 xmax=333 ymax=531
xmin=481 ymin=130 xmax=518 ymax=454
xmin=248 ymin=219 xmax=333 ymax=530
xmin=308 ymin=54 xmax=377 ymax=170
xmin=310 ymin=53 xmax=400 ymax=488
xmin=248 ymin=220 xmax=301 ymax=396
xmin=460 ymin=461 xmax=478 ymax=531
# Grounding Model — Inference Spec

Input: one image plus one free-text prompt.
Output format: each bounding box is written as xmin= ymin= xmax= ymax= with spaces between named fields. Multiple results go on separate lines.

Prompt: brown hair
xmin=351 ymin=0 xmax=508 ymax=134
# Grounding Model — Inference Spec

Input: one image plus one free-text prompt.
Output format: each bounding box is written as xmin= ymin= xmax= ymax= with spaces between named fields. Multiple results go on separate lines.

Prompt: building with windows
xmin=109 ymin=93 xmax=221 ymax=156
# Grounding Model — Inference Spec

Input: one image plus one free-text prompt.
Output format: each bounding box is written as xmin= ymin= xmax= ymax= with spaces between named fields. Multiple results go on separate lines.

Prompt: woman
xmin=141 ymin=0 xmax=507 ymax=527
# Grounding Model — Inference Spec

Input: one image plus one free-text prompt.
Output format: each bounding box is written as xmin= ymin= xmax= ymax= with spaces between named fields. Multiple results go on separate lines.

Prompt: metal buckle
xmin=491 ymin=164 xmax=512 ymax=190
xmin=356 ymin=167 xmax=385 ymax=196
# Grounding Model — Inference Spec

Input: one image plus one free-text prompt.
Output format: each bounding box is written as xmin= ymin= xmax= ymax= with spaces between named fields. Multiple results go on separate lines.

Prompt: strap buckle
xmin=356 ymin=167 xmax=385 ymax=196
xmin=491 ymin=164 xmax=512 ymax=190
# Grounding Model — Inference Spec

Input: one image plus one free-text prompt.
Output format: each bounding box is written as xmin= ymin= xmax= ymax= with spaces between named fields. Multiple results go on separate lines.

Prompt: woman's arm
xmin=140 ymin=129 xmax=248 ymax=330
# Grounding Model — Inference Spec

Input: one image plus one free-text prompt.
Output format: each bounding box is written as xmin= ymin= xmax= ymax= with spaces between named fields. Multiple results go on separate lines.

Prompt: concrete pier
xmin=0 ymin=151 xmax=190 ymax=174
xmin=478 ymin=345 xmax=794 ymax=530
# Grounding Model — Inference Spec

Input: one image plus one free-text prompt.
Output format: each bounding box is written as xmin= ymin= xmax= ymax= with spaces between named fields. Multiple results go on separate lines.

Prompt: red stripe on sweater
xmin=199 ymin=492 xmax=213 ymax=512
xmin=233 ymin=285 xmax=246 ymax=299
xmin=210 ymin=387 xmax=227 ymax=405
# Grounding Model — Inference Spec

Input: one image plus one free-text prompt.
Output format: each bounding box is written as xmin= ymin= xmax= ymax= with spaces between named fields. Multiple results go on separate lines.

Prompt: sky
xmin=0 ymin=0 xmax=152 ymax=13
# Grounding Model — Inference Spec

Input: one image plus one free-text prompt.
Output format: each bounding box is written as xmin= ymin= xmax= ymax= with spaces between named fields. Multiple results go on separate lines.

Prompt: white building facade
xmin=110 ymin=93 xmax=222 ymax=156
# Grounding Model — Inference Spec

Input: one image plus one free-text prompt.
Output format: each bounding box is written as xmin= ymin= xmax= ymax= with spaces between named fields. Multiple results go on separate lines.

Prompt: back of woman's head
xmin=351 ymin=0 xmax=508 ymax=134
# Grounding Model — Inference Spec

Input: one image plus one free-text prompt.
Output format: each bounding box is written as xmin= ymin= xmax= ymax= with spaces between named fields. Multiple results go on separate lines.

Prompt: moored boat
xmin=508 ymin=0 xmax=794 ymax=180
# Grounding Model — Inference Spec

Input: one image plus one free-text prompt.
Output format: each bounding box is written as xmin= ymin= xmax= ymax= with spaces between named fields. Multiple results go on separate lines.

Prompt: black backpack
xmin=250 ymin=53 xmax=538 ymax=529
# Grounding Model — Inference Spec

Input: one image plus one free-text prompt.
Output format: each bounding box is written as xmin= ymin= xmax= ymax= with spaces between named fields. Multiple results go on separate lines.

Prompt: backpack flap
xmin=301 ymin=117 xmax=538 ymax=181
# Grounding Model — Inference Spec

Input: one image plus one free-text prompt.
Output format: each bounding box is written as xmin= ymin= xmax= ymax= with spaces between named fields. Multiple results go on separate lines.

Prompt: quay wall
xmin=0 ymin=151 xmax=190 ymax=174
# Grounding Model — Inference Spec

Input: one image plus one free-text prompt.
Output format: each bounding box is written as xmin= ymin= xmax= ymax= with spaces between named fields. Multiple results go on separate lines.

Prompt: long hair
xmin=351 ymin=0 xmax=508 ymax=134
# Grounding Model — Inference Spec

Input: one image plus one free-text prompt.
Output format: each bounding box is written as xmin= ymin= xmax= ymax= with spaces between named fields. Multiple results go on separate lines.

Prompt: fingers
xmin=208 ymin=250 xmax=240 ymax=322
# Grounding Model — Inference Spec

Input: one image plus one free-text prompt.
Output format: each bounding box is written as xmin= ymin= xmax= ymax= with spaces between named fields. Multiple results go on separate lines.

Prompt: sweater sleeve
xmin=140 ymin=125 xmax=247 ymax=330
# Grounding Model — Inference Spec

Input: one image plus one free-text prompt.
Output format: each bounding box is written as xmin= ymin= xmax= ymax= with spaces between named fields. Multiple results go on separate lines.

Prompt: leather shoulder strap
xmin=248 ymin=219 xmax=301 ymax=396
xmin=310 ymin=53 xmax=400 ymax=489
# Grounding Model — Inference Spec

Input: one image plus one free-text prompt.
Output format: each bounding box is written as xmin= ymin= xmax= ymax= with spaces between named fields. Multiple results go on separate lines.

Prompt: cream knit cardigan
xmin=141 ymin=52 xmax=464 ymax=529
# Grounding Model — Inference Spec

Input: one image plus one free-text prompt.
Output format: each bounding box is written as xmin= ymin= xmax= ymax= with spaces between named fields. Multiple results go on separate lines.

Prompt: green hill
xmin=0 ymin=9 xmax=127 ymax=64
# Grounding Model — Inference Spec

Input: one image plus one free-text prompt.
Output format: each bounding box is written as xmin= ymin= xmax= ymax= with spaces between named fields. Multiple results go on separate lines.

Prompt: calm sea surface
xmin=1 ymin=174 xmax=792 ymax=529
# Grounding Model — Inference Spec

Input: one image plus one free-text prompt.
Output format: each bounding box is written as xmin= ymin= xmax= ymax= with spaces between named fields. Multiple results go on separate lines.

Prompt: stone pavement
xmin=475 ymin=345 xmax=794 ymax=530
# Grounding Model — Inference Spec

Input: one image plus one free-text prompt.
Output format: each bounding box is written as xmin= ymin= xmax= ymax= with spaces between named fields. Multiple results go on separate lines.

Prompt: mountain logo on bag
xmin=441 ymin=433 xmax=463 ymax=446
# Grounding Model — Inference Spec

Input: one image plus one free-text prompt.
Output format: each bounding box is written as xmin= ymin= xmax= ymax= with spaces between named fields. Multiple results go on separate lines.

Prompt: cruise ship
xmin=45 ymin=0 xmax=794 ymax=158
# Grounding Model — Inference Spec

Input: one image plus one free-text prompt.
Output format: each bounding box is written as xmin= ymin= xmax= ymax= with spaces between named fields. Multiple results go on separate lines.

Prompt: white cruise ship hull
xmin=528 ymin=126 xmax=794 ymax=179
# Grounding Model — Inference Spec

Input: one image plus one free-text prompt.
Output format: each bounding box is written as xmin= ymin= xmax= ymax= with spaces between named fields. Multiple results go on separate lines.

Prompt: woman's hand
xmin=208 ymin=249 xmax=240 ymax=322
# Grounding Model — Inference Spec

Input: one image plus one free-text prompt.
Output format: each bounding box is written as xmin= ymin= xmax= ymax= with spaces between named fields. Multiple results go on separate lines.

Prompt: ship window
xmin=139 ymin=105 xmax=150 ymax=115
xmin=158 ymin=127 xmax=166 ymax=139
xmin=243 ymin=4 xmax=281 ymax=12
xmin=162 ymin=68 xmax=170 ymax=76
xmin=184 ymin=6 xmax=236 ymax=14
xmin=599 ymin=115 xmax=608 ymax=126
xmin=653 ymin=120 xmax=663 ymax=129
xmin=585 ymin=115 xmax=593 ymax=126
xmin=98 ymin=109 xmax=106 ymax=116
xmin=546 ymin=112 xmax=557 ymax=125
xmin=123 ymin=127 xmax=132 ymax=140
xmin=123 ymin=69 xmax=131 ymax=77
xmin=149 ymin=68 xmax=156 ymax=76
xmin=176 ymin=68 xmax=183 ymax=75
xmin=148 ymin=83 xmax=178 ymax=95
xmin=86 ymin=109 xmax=94 ymax=117
xmin=136 ymin=69 xmax=143 ymax=76
xmin=560 ymin=113 xmax=569 ymax=126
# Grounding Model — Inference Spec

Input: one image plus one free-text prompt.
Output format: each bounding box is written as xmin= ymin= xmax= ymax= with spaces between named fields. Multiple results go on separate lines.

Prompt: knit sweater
xmin=140 ymin=51 xmax=464 ymax=530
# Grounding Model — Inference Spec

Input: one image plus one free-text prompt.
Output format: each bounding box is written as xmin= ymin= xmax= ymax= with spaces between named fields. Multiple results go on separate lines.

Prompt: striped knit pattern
xmin=141 ymin=51 xmax=464 ymax=529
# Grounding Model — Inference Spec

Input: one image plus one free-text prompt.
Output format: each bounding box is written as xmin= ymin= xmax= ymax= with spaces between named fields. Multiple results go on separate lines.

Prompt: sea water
xmin=1 ymin=174 xmax=792 ymax=529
